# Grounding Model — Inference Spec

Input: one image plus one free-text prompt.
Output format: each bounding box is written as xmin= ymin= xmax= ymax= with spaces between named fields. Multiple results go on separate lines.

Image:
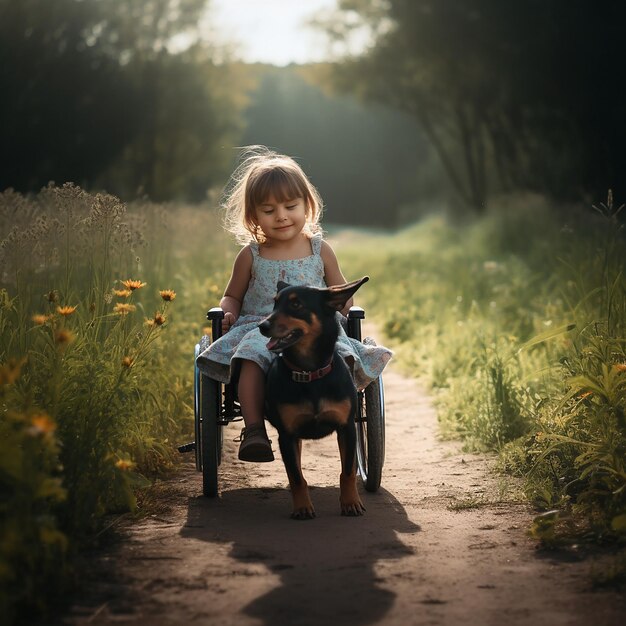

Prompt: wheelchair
xmin=178 ymin=306 xmax=385 ymax=497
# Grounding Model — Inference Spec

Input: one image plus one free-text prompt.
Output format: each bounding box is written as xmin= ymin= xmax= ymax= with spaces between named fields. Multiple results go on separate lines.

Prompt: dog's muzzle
xmin=259 ymin=318 xmax=303 ymax=352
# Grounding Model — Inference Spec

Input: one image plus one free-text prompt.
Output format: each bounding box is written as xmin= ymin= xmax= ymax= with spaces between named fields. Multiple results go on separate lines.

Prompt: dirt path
xmin=59 ymin=351 xmax=626 ymax=625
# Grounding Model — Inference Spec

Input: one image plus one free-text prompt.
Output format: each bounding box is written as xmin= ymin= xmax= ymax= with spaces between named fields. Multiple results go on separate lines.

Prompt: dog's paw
xmin=291 ymin=506 xmax=316 ymax=521
xmin=340 ymin=500 xmax=366 ymax=517
xmin=339 ymin=473 xmax=366 ymax=516
xmin=290 ymin=483 xmax=315 ymax=520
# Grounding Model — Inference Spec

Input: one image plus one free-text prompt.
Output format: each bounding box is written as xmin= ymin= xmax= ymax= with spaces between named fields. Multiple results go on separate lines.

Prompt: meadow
xmin=0 ymin=185 xmax=234 ymax=621
xmin=1 ymin=186 xmax=625 ymax=620
xmin=337 ymin=193 xmax=626 ymax=546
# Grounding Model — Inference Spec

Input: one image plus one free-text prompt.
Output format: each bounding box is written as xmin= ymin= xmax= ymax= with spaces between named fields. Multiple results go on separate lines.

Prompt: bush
xmin=0 ymin=359 xmax=67 ymax=623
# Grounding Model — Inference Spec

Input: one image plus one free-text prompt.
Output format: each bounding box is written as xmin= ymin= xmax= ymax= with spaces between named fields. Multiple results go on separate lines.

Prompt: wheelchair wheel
xmin=356 ymin=375 xmax=385 ymax=492
xmin=194 ymin=335 xmax=223 ymax=497
xmin=194 ymin=343 xmax=203 ymax=472
xmin=200 ymin=373 xmax=221 ymax=497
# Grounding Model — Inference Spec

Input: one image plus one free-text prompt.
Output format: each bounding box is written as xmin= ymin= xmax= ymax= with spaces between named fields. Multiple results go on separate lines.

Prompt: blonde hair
xmin=222 ymin=146 xmax=324 ymax=245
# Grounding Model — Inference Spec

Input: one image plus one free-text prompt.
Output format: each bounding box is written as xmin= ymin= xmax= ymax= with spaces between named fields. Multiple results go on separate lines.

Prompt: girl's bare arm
xmin=219 ymin=246 xmax=253 ymax=331
xmin=320 ymin=240 xmax=353 ymax=315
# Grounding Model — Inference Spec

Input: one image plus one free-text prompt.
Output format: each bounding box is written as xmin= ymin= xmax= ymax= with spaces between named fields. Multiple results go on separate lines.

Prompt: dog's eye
xmin=290 ymin=299 xmax=302 ymax=310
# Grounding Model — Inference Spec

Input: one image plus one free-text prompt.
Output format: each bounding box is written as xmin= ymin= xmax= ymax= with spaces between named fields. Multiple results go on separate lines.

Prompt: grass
xmin=0 ymin=185 xmax=233 ymax=623
xmin=337 ymin=192 xmax=626 ymax=546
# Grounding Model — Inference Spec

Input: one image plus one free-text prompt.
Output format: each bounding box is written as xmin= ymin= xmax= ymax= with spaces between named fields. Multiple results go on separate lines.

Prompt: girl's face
xmin=254 ymin=194 xmax=307 ymax=243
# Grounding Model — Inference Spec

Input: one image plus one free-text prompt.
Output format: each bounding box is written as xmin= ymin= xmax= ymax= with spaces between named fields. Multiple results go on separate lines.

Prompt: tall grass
xmin=337 ymin=193 xmax=626 ymax=542
xmin=0 ymin=185 xmax=231 ymax=622
xmin=516 ymin=194 xmax=626 ymax=538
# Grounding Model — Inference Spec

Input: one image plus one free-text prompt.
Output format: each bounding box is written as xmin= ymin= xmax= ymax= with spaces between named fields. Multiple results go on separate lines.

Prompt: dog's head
xmin=259 ymin=277 xmax=369 ymax=353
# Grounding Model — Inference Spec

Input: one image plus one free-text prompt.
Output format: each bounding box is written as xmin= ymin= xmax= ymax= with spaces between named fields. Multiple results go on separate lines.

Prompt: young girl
xmin=201 ymin=146 xmax=392 ymax=462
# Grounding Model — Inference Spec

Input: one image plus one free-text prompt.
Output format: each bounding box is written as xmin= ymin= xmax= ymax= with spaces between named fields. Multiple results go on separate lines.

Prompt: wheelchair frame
xmin=179 ymin=306 xmax=385 ymax=497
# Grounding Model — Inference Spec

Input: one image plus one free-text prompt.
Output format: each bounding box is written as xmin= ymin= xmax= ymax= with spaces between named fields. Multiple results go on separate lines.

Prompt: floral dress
xmin=199 ymin=234 xmax=392 ymax=389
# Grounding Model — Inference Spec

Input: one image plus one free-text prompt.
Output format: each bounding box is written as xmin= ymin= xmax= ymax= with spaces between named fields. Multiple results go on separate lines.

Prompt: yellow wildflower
xmin=114 ymin=303 xmax=136 ymax=316
xmin=32 ymin=314 xmax=50 ymax=325
xmin=56 ymin=305 xmax=77 ymax=317
xmin=159 ymin=289 xmax=176 ymax=302
xmin=122 ymin=279 xmax=146 ymax=291
xmin=54 ymin=329 xmax=75 ymax=346
xmin=121 ymin=356 xmax=134 ymax=368
xmin=615 ymin=363 xmax=626 ymax=373
xmin=115 ymin=458 xmax=135 ymax=471
xmin=113 ymin=289 xmax=132 ymax=298
xmin=146 ymin=312 xmax=166 ymax=327
xmin=29 ymin=413 xmax=57 ymax=436
xmin=0 ymin=358 xmax=27 ymax=386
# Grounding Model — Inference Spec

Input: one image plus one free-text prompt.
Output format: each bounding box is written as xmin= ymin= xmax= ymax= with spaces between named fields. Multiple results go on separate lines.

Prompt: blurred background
xmin=3 ymin=0 xmax=625 ymax=227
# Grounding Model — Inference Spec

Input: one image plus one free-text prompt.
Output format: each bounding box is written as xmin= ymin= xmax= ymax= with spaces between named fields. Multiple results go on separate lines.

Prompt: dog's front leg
xmin=278 ymin=434 xmax=315 ymax=520
xmin=337 ymin=424 xmax=365 ymax=516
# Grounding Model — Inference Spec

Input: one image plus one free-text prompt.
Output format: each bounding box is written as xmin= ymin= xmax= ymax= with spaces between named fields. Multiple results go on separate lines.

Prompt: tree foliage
xmin=323 ymin=0 xmax=626 ymax=211
xmin=0 ymin=0 xmax=243 ymax=200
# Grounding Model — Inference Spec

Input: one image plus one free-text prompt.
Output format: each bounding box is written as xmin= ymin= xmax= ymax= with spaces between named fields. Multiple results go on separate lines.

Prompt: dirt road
xmin=60 ymin=362 xmax=626 ymax=626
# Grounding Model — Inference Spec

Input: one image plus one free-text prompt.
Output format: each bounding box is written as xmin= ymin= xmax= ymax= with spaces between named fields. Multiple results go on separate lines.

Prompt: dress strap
xmin=310 ymin=233 xmax=323 ymax=256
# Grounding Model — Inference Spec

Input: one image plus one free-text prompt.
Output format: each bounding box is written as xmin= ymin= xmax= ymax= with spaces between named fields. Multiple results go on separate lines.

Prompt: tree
xmin=320 ymin=0 xmax=626 ymax=210
xmin=0 ymin=0 xmax=131 ymax=191
xmin=99 ymin=49 xmax=245 ymax=201
xmin=0 ymin=0 xmax=243 ymax=200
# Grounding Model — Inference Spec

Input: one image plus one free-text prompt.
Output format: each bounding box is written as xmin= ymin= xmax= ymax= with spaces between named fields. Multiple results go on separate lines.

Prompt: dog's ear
xmin=324 ymin=276 xmax=369 ymax=311
xmin=276 ymin=281 xmax=291 ymax=293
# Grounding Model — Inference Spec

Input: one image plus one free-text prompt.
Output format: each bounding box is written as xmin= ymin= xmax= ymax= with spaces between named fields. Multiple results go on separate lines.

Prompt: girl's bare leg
xmin=237 ymin=360 xmax=274 ymax=461
xmin=238 ymin=360 xmax=265 ymax=427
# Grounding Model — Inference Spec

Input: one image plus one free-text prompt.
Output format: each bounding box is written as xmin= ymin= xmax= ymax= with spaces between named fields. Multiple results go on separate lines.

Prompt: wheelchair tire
xmin=193 ymin=343 xmax=203 ymax=472
xmin=356 ymin=375 xmax=385 ymax=492
xmin=200 ymin=372 xmax=221 ymax=497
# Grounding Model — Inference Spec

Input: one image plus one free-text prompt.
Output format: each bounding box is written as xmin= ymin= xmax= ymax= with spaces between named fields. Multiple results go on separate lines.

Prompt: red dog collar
xmin=281 ymin=356 xmax=333 ymax=383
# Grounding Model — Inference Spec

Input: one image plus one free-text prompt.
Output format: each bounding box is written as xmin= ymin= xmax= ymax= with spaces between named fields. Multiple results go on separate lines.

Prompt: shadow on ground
xmin=181 ymin=485 xmax=420 ymax=626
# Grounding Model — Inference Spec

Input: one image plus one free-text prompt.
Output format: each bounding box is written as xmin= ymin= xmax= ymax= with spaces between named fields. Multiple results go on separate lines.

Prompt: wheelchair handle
xmin=207 ymin=305 xmax=365 ymax=341
xmin=347 ymin=306 xmax=365 ymax=341
xmin=207 ymin=307 xmax=224 ymax=340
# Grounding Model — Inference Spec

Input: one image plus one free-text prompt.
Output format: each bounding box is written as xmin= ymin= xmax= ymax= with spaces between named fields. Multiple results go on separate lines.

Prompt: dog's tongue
xmin=266 ymin=337 xmax=279 ymax=351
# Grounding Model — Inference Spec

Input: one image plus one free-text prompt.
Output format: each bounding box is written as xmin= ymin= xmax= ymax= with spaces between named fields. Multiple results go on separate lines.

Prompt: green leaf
xmin=35 ymin=477 xmax=66 ymax=501
xmin=610 ymin=513 xmax=626 ymax=533
xmin=568 ymin=375 xmax=607 ymax=400
xmin=518 ymin=323 xmax=576 ymax=352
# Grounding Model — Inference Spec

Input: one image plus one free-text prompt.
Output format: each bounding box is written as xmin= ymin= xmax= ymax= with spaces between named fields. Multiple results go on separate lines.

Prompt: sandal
xmin=237 ymin=424 xmax=275 ymax=462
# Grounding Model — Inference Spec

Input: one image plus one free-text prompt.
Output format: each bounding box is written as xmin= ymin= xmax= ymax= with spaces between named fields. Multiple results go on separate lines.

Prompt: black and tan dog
xmin=259 ymin=276 xmax=369 ymax=520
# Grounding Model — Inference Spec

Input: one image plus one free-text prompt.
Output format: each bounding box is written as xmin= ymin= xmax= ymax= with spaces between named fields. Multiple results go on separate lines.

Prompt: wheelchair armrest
xmin=207 ymin=307 xmax=224 ymax=340
xmin=347 ymin=306 xmax=365 ymax=341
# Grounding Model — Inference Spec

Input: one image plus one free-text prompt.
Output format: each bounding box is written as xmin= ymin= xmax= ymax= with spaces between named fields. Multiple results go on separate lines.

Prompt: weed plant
xmin=338 ymin=192 xmax=626 ymax=545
